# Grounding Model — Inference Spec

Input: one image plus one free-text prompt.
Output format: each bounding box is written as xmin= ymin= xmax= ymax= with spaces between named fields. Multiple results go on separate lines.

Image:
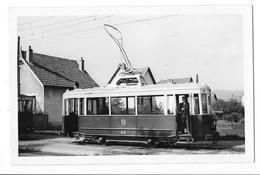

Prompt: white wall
xmin=19 ymin=61 xmax=44 ymax=111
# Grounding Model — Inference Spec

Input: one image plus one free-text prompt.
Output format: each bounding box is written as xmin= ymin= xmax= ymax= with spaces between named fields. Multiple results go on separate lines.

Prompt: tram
xmin=62 ymin=24 xmax=216 ymax=146
xmin=62 ymin=80 xmax=215 ymax=146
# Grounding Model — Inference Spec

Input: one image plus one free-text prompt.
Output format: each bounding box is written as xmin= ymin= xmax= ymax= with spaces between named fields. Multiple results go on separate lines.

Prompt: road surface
xmin=18 ymin=133 xmax=245 ymax=156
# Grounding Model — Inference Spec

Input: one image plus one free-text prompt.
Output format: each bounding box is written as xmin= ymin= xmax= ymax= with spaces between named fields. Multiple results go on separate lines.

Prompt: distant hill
xmin=212 ymin=90 xmax=244 ymax=102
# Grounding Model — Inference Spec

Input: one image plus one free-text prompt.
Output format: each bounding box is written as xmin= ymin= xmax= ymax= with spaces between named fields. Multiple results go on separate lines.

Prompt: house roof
xmin=157 ymin=77 xmax=193 ymax=84
xmin=24 ymin=53 xmax=99 ymax=88
xmin=107 ymin=66 xmax=156 ymax=84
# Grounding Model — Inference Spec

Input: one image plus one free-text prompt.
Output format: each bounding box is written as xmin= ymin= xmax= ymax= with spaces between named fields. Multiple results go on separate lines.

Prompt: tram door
xmin=176 ymin=94 xmax=191 ymax=134
xmin=63 ymin=98 xmax=78 ymax=136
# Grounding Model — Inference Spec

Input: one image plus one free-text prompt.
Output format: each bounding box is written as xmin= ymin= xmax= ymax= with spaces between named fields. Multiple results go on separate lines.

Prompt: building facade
xmin=19 ymin=46 xmax=98 ymax=130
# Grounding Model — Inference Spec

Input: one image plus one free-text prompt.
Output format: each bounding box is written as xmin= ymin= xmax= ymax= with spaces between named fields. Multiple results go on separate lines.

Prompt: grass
xmin=216 ymin=119 xmax=245 ymax=140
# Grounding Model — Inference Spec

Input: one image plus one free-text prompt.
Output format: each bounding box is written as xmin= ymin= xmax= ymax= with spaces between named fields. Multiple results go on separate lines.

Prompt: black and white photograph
xmin=4 ymin=2 xmax=257 ymax=174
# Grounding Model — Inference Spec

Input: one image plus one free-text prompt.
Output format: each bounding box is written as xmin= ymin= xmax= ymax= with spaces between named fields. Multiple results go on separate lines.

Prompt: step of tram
xmin=177 ymin=133 xmax=194 ymax=143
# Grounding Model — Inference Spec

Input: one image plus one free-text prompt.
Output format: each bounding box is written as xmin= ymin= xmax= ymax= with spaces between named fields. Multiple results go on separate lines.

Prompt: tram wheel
xmin=98 ymin=137 xmax=108 ymax=146
xmin=147 ymin=138 xmax=156 ymax=148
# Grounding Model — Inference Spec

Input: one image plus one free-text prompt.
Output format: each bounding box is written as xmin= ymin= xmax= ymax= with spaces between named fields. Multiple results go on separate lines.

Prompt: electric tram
xmin=62 ymin=24 xmax=216 ymax=146
xmin=62 ymin=79 xmax=215 ymax=146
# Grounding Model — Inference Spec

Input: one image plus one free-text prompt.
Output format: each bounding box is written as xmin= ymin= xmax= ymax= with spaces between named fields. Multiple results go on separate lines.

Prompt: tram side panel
xmin=78 ymin=115 xmax=177 ymax=139
xmin=78 ymin=115 xmax=110 ymax=136
xmin=110 ymin=115 xmax=137 ymax=136
xmin=136 ymin=115 xmax=177 ymax=137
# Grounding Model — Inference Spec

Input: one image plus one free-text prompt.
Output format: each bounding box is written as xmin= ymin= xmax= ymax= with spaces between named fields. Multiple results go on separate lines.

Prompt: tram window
xmin=137 ymin=96 xmax=151 ymax=114
xmin=137 ymin=96 xmax=165 ymax=114
xmin=111 ymin=97 xmax=135 ymax=115
xmin=111 ymin=97 xmax=126 ymax=114
xmin=98 ymin=97 xmax=109 ymax=115
xmin=68 ymin=99 xmax=72 ymax=113
xmin=79 ymin=98 xmax=84 ymax=115
xmin=194 ymin=94 xmax=200 ymax=114
xmin=167 ymin=95 xmax=174 ymax=114
xmin=75 ymin=99 xmax=78 ymax=114
xmin=87 ymin=99 xmax=97 ymax=114
xmin=68 ymin=98 xmax=78 ymax=114
xmin=128 ymin=97 xmax=135 ymax=115
xmin=208 ymin=94 xmax=211 ymax=105
xmin=201 ymin=94 xmax=208 ymax=114
xmin=92 ymin=100 xmax=97 ymax=114
xmin=87 ymin=97 xmax=109 ymax=115
xmin=152 ymin=96 xmax=165 ymax=114
xmin=64 ymin=99 xmax=68 ymax=115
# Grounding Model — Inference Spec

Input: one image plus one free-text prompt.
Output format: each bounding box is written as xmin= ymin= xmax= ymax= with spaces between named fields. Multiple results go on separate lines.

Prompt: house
xmin=19 ymin=46 xmax=99 ymax=130
xmin=157 ymin=77 xmax=194 ymax=84
xmin=107 ymin=66 xmax=156 ymax=86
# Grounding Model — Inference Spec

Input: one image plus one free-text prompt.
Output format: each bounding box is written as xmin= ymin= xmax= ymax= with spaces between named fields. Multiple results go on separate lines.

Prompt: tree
xmin=212 ymin=98 xmax=244 ymax=122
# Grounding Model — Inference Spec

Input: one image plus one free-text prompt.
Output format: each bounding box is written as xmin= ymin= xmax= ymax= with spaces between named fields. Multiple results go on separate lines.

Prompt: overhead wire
xmin=18 ymin=16 xmax=97 ymax=31
xmin=21 ymin=15 xmax=178 ymax=42
xmin=20 ymin=16 xmax=113 ymax=38
xmin=18 ymin=16 xmax=55 ymax=26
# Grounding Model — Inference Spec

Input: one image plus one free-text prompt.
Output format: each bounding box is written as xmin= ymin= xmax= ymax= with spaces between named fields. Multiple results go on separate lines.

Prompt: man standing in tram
xmin=178 ymin=96 xmax=190 ymax=134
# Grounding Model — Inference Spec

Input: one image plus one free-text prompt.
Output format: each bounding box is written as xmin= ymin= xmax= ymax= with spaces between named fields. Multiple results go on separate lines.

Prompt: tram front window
xmin=201 ymin=94 xmax=208 ymax=114
xmin=68 ymin=98 xmax=78 ymax=115
xmin=194 ymin=94 xmax=200 ymax=114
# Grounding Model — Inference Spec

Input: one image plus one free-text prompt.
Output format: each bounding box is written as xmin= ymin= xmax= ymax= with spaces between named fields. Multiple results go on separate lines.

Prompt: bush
xmin=223 ymin=112 xmax=243 ymax=123
xmin=212 ymin=98 xmax=244 ymax=123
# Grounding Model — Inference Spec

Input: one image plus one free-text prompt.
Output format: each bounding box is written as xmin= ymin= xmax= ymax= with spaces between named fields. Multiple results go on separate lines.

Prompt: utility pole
xmin=17 ymin=36 xmax=20 ymax=97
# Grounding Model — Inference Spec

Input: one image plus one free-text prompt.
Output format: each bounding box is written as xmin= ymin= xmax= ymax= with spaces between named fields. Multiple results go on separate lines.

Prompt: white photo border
xmin=9 ymin=5 xmax=254 ymax=166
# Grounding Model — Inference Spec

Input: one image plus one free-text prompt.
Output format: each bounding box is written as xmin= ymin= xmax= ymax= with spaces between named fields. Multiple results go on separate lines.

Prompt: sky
xmin=17 ymin=14 xmax=244 ymax=91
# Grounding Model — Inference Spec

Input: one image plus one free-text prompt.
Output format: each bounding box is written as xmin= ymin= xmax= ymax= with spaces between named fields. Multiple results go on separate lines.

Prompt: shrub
xmin=212 ymin=98 xmax=244 ymax=123
xmin=222 ymin=112 xmax=244 ymax=123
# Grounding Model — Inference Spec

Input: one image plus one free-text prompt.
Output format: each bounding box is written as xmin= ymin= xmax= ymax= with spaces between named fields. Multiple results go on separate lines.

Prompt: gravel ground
xmin=18 ymin=133 xmax=245 ymax=156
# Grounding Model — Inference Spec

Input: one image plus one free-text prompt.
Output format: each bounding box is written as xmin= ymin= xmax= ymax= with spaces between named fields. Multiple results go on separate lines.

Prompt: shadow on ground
xmin=19 ymin=132 xmax=64 ymax=141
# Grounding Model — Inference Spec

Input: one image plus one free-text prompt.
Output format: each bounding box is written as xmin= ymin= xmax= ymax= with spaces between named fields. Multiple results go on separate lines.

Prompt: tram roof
xmin=64 ymin=82 xmax=211 ymax=96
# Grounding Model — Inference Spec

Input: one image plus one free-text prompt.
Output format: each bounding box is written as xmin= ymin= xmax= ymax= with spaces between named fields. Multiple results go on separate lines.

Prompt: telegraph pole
xmin=17 ymin=36 xmax=20 ymax=97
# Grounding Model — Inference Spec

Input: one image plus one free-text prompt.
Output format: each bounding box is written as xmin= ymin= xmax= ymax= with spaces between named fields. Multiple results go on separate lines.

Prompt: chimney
xmin=79 ymin=57 xmax=84 ymax=71
xmin=26 ymin=46 xmax=33 ymax=63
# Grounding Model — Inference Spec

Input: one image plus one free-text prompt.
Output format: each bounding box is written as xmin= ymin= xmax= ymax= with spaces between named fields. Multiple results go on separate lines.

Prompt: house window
xmin=64 ymin=99 xmax=68 ymax=115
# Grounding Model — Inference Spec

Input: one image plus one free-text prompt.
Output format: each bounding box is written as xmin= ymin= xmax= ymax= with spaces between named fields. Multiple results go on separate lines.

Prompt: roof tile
xmin=28 ymin=53 xmax=99 ymax=88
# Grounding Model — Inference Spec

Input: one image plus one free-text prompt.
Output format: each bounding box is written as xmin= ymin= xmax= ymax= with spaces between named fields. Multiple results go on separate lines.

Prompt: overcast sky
xmin=17 ymin=14 xmax=244 ymax=91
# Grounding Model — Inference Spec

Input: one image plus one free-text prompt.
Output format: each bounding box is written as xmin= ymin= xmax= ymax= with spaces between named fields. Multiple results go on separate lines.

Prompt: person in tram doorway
xmin=178 ymin=96 xmax=190 ymax=134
